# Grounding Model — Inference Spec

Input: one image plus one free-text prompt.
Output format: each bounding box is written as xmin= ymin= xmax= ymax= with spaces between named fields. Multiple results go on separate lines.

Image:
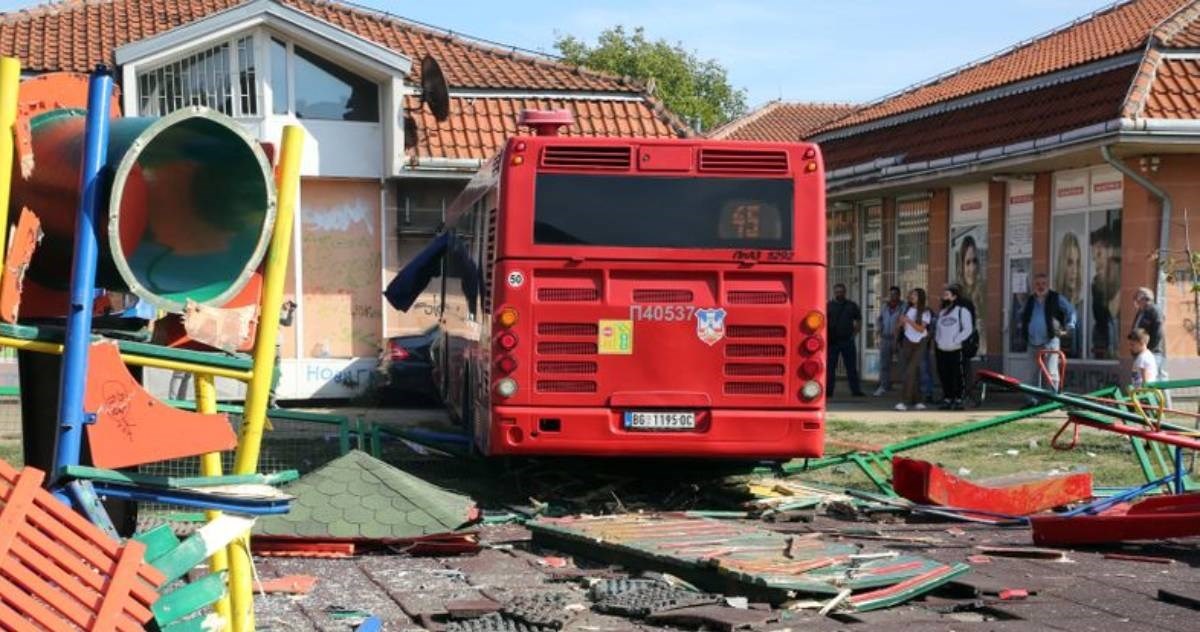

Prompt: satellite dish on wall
xmin=420 ymin=55 xmax=450 ymax=122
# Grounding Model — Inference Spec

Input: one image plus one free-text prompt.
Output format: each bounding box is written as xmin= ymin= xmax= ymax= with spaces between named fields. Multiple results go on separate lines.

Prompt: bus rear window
xmin=533 ymin=174 xmax=793 ymax=249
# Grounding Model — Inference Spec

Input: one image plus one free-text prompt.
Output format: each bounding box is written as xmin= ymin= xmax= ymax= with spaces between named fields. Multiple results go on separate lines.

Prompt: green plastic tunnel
xmin=12 ymin=106 xmax=277 ymax=312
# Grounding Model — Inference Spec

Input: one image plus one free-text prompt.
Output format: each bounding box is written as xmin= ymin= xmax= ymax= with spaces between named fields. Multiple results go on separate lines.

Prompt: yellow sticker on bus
xmin=598 ymin=320 xmax=633 ymax=355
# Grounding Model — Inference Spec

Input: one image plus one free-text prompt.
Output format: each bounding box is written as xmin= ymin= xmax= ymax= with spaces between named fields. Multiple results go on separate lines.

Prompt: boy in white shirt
xmin=1129 ymin=328 xmax=1157 ymax=389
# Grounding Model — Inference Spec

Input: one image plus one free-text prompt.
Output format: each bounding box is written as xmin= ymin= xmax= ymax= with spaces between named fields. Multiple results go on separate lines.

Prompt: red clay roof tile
xmin=0 ymin=0 xmax=689 ymax=161
xmin=821 ymin=0 xmax=1189 ymax=132
xmin=405 ymin=95 xmax=679 ymax=161
xmin=708 ymin=100 xmax=856 ymax=141
xmin=819 ymin=65 xmax=1136 ymax=171
xmin=1144 ymin=57 xmax=1200 ymax=117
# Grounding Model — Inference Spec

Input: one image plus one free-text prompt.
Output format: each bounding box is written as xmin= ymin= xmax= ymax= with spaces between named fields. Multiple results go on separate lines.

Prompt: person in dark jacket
xmin=1131 ymin=287 xmax=1166 ymax=382
xmin=826 ymin=283 xmax=865 ymax=397
xmin=1020 ymin=273 xmax=1077 ymax=401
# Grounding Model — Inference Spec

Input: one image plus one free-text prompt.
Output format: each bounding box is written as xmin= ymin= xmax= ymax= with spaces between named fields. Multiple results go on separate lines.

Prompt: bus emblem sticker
xmin=507 ymin=271 xmax=525 ymax=288
xmin=694 ymin=308 xmax=727 ymax=346
xmin=598 ymin=320 xmax=633 ymax=355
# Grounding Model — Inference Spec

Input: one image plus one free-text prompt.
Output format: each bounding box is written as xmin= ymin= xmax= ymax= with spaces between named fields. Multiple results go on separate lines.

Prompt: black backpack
xmin=959 ymin=300 xmax=979 ymax=359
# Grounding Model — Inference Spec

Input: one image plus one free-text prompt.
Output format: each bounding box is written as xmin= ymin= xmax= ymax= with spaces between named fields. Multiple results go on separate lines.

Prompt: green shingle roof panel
xmin=254 ymin=450 xmax=476 ymax=539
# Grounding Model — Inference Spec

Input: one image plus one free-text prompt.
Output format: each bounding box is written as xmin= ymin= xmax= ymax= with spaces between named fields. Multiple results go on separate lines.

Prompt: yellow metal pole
xmin=227 ymin=124 xmax=303 ymax=632
xmin=0 ymin=57 xmax=19 ymax=260
xmin=196 ymin=373 xmax=232 ymax=629
xmin=0 ymin=337 xmax=254 ymax=381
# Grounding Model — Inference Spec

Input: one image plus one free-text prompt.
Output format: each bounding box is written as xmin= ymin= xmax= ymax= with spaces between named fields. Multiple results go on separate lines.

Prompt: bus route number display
xmin=728 ymin=203 xmax=762 ymax=238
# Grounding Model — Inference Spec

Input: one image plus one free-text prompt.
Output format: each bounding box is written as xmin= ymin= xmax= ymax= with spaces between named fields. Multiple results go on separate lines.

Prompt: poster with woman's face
xmin=950 ymin=224 xmax=986 ymax=352
xmin=1051 ymin=214 xmax=1086 ymax=358
xmin=1089 ymin=209 xmax=1121 ymax=360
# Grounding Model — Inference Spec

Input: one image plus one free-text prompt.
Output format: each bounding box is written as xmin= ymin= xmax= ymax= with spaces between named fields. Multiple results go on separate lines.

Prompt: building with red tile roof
xmin=707 ymin=100 xmax=855 ymax=142
xmin=0 ymin=0 xmax=691 ymax=398
xmin=725 ymin=0 xmax=1200 ymax=391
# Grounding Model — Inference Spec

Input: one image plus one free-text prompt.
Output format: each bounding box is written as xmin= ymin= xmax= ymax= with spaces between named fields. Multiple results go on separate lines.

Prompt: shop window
xmin=827 ymin=208 xmax=858 ymax=300
xmin=1051 ymin=169 xmax=1122 ymax=360
xmin=861 ymin=204 xmax=882 ymax=351
xmin=398 ymin=180 xmax=465 ymax=236
xmin=895 ymin=198 xmax=930 ymax=297
xmin=137 ymin=36 xmax=258 ymax=117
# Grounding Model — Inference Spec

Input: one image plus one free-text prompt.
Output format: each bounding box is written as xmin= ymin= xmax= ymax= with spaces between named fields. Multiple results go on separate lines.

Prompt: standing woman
xmin=935 ymin=284 xmax=975 ymax=410
xmin=895 ymin=288 xmax=932 ymax=411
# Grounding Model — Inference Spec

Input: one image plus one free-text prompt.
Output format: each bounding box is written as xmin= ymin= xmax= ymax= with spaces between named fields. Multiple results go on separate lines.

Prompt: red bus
xmin=422 ymin=110 xmax=826 ymax=459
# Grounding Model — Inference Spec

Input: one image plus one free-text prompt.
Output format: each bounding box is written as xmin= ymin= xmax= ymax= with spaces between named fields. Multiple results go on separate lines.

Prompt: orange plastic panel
xmin=84 ymin=341 xmax=237 ymax=469
xmin=0 ymin=459 xmax=163 ymax=631
xmin=0 ymin=208 xmax=43 ymax=323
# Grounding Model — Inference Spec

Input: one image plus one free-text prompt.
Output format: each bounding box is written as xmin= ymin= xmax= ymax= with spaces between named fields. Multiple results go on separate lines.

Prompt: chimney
xmin=517 ymin=109 xmax=574 ymax=136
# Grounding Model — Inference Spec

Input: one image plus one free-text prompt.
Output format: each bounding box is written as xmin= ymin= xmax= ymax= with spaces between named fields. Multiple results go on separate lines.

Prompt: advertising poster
xmin=1089 ymin=209 xmax=1121 ymax=360
xmin=949 ymin=224 xmax=987 ymax=353
xmin=1051 ymin=214 xmax=1086 ymax=358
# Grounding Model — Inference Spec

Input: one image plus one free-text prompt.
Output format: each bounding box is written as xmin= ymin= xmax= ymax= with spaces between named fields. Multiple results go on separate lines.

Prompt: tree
xmin=555 ymin=26 xmax=747 ymax=132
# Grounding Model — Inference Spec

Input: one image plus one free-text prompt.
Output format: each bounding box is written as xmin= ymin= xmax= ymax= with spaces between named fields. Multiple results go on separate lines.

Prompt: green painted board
xmin=253 ymin=450 xmax=475 ymax=539
xmin=153 ymin=573 xmax=226 ymax=626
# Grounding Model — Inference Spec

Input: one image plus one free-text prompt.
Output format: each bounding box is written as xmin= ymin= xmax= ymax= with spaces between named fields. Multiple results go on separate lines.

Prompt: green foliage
xmin=555 ymin=26 xmax=747 ymax=131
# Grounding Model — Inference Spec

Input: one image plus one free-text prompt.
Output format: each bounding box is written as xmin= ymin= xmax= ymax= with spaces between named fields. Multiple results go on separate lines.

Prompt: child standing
xmin=895 ymin=288 xmax=932 ymax=411
xmin=1129 ymin=328 xmax=1157 ymax=389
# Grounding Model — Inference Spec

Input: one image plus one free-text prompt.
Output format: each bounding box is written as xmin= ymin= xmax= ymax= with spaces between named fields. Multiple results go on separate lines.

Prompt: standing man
xmin=1131 ymin=287 xmax=1166 ymax=382
xmin=874 ymin=286 xmax=904 ymax=396
xmin=827 ymin=283 xmax=866 ymax=397
xmin=1020 ymin=273 xmax=1077 ymax=402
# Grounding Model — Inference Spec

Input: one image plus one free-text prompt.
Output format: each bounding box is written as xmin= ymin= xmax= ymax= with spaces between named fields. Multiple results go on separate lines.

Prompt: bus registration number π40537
xmin=623 ymin=411 xmax=697 ymax=431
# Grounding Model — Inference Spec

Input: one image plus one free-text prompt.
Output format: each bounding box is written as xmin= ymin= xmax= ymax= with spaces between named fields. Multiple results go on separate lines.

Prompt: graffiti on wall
xmin=300 ymin=180 xmax=382 ymax=359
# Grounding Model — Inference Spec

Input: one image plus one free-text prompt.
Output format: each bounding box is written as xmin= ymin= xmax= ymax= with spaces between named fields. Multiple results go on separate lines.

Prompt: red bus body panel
xmin=438 ymin=136 xmax=826 ymax=459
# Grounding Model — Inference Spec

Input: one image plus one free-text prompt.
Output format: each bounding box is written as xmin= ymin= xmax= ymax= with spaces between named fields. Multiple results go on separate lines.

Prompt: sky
xmin=0 ymin=0 xmax=1118 ymax=107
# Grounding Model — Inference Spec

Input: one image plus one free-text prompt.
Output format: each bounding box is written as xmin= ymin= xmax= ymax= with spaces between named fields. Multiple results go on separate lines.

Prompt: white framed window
xmin=268 ymin=39 xmax=381 ymax=122
xmin=137 ymin=35 xmax=259 ymax=117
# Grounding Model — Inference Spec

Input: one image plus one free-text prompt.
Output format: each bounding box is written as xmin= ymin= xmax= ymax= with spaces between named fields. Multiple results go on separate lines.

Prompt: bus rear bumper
xmin=486 ymin=406 xmax=824 ymax=459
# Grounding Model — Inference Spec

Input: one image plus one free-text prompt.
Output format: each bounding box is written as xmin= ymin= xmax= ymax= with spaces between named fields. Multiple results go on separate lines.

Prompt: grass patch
xmin=794 ymin=418 xmax=1177 ymax=491
xmin=0 ymin=441 xmax=21 ymax=467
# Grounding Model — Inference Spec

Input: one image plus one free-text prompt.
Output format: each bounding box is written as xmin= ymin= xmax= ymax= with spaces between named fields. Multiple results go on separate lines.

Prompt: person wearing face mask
xmin=1020 ymin=272 xmax=1078 ymax=404
xmin=934 ymin=284 xmax=974 ymax=410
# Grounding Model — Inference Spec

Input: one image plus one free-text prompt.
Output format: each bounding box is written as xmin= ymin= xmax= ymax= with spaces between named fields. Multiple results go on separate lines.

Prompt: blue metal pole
xmin=52 ymin=67 xmax=112 ymax=502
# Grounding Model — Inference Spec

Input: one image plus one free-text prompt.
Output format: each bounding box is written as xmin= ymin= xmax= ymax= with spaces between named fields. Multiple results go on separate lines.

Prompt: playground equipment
xmin=0 ymin=60 xmax=304 ymax=632
xmin=10 ymin=75 xmax=275 ymax=312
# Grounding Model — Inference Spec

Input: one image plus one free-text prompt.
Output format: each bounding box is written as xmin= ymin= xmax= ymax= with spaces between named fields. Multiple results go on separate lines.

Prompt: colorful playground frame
xmin=0 ymin=58 xmax=304 ymax=631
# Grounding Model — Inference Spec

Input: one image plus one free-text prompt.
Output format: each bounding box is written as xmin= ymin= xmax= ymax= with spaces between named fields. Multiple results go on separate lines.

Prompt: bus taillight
xmin=496 ymin=355 xmax=518 ymax=374
xmin=799 ymin=359 xmax=822 ymax=380
xmin=800 ymin=336 xmax=823 ymax=354
xmin=497 ymin=331 xmax=519 ymax=351
xmin=799 ymin=381 xmax=823 ymax=401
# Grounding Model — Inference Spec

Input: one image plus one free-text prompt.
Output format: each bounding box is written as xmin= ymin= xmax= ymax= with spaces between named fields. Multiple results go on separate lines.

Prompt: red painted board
xmin=893 ymin=457 xmax=1093 ymax=516
xmin=1067 ymin=415 xmax=1200 ymax=451
xmin=1031 ymin=511 xmax=1200 ymax=545
xmin=84 ymin=341 xmax=237 ymax=469
xmin=1127 ymin=492 xmax=1200 ymax=515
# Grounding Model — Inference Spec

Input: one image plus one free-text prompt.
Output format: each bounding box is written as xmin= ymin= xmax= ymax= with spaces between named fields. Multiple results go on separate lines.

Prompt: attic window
xmin=292 ymin=45 xmax=379 ymax=122
xmin=137 ymin=36 xmax=258 ymax=117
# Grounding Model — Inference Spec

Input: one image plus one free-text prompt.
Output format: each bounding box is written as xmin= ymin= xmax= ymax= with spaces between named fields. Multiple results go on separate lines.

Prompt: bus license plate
xmin=624 ymin=411 xmax=696 ymax=431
